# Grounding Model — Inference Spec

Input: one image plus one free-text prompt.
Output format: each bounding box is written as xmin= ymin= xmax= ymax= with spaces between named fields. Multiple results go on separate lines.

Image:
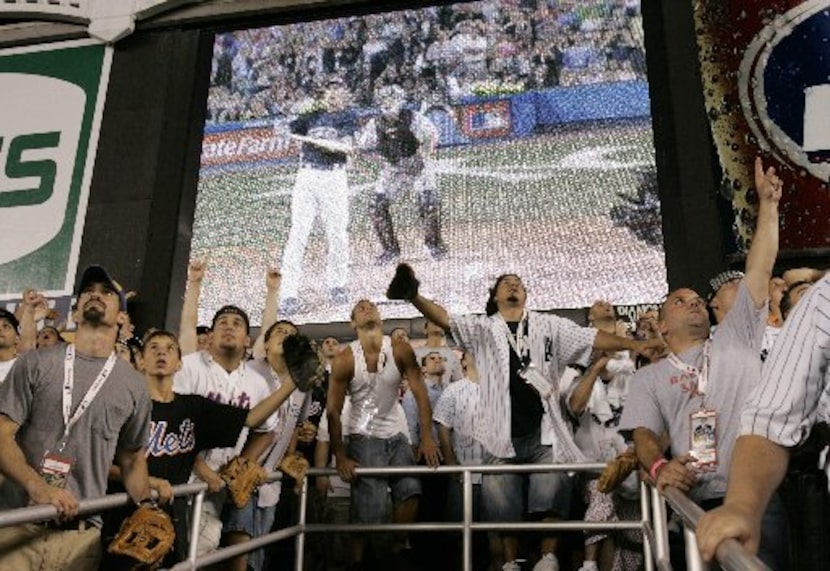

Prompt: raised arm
xmin=245 ymin=375 xmax=296 ymax=428
xmin=252 ymin=268 xmax=282 ymax=360
xmin=179 ymin=260 xmax=206 ymax=356
xmin=386 ymin=263 xmax=450 ymax=331
xmin=568 ymin=355 xmax=610 ymax=416
xmin=744 ymin=157 xmax=782 ymax=307
xmin=17 ymin=289 xmax=48 ymax=353
xmin=594 ymin=329 xmax=664 ymax=360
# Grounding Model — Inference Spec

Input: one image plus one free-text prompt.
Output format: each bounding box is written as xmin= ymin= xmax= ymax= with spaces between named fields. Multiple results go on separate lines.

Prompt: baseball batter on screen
xmin=355 ymin=84 xmax=449 ymax=264
xmin=279 ymin=78 xmax=359 ymax=316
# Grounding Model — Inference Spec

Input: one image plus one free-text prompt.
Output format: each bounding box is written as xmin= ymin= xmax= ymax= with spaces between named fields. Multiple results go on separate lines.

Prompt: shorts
xmin=347 ymin=433 xmax=422 ymax=523
xmin=482 ymin=428 xmax=573 ymax=522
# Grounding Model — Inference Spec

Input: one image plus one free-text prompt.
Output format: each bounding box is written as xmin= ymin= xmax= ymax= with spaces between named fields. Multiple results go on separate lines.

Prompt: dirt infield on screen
xmin=191 ymin=119 xmax=667 ymax=325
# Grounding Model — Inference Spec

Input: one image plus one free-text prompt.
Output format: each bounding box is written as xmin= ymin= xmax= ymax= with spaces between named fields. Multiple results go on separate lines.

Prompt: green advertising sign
xmin=0 ymin=40 xmax=111 ymax=299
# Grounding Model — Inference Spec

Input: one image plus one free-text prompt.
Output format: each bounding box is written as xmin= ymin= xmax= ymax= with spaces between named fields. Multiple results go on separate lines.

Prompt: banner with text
xmin=0 ymin=41 xmax=111 ymax=300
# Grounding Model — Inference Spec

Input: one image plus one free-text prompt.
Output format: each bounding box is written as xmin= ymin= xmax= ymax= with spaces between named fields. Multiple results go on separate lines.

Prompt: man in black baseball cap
xmin=211 ymin=305 xmax=250 ymax=334
xmin=76 ymin=265 xmax=128 ymax=312
xmin=0 ymin=308 xmax=20 ymax=333
xmin=707 ymin=269 xmax=745 ymax=325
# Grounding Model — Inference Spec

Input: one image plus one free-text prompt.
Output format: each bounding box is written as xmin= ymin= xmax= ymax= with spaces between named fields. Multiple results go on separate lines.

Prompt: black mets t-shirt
xmin=102 ymin=393 xmax=249 ymax=569
xmin=146 ymin=393 xmax=249 ymax=484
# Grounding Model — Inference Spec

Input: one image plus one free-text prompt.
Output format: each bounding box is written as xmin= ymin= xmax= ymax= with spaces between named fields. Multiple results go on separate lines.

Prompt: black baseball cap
xmin=212 ymin=305 xmax=250 ymax=333
xmin=707 ymin=270 xmax=745 ymax=301
xmin=76 ymin=265 xmax=128 ymax=311
xmin=0 ymin=308 xmax=19 ymax=332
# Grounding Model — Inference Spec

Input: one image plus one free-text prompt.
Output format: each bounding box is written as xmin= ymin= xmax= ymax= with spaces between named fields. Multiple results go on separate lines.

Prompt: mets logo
xmin=739 ymin=1 xmax=830 ymax=181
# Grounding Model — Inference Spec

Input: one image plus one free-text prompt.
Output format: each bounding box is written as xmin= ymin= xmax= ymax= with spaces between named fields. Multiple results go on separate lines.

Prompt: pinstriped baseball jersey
xmin=742 ymin=274 xmax=830 ymax=446
xmin=449 ymin=311 xmax=596 ymax=458
xmin=433 ymin=377 xmax=485 ymax=483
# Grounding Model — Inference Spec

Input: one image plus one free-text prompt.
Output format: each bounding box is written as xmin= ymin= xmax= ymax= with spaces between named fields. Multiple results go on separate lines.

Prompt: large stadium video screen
xmin=193 ymin=0 xmax=668 ymax=325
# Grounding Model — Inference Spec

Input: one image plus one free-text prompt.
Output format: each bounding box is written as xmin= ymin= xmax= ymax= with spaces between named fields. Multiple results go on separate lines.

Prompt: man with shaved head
xmin=618 ymin=158 xmax=788 ymax=570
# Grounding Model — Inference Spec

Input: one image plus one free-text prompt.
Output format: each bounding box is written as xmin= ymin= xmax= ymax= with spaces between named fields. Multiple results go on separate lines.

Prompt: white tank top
xmin=347 ymin=335 xmax=407 ymax=438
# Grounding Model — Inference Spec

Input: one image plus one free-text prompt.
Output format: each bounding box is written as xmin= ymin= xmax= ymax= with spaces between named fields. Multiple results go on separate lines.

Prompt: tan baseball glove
xmin=597 ymin=448 xmax=639 ymax=494
xmin=279 ymin=452 xmax=310 ymax=491
xmin=219 ymin=456 xmax=267 ymax=508
xmin=107 ymin=504 xmax=175 ymax=570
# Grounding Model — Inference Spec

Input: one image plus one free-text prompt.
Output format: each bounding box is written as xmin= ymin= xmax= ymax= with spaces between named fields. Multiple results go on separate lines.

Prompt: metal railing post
xmin=684 ymin=525 xmax=708 ymax=571
xmin=186 ymin=490 xmax=206 ymax=570
xmin=462 ymin=468 xmax=473 ymax=571
xmin=640 ymin=480 xmax=654 ymax=571
xmin=650 ymin=485 xmax=671 ymax=566
xmin=295 ymin=476 xmax=308 ymax=571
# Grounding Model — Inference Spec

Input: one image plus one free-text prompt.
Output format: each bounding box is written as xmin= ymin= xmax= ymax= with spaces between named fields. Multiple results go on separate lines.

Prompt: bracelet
xmin=137 ymin=497 xmax=157 ymax=508
xmin=649 ymin=458 xmax=669 ymax=481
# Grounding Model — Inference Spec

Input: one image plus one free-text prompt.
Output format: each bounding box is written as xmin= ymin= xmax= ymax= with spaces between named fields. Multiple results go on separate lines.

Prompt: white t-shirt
xmin=0 ymin=357 xmax=16 ymax=384
xmin=173 ymin=351 xmax=274 ymax=472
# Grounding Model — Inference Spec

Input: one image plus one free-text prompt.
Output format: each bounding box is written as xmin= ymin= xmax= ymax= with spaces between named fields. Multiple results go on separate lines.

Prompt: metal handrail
xmin=660 ymin=486 xmax=769 ymax=571
xmin=0 ymin=463 xmax=767 ymax=571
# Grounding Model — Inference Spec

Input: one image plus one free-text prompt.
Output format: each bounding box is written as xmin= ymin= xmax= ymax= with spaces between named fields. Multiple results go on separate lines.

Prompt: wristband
xmin=649 ymin=458 xmax=669 ymax=481
xmin=137 ymin=497 xmax=157 ymax=508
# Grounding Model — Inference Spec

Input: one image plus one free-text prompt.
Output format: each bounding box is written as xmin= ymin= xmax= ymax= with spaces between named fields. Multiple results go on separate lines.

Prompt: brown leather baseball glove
xmin=597 ymin=448 xmax=639 ymax=494
xmin=279 ymin=452 xmax=310 ymax=488
xmin=107 ymin=504 xmax=175 ymax=570
xmin=219 ymin=456 xmax=267 ymax=508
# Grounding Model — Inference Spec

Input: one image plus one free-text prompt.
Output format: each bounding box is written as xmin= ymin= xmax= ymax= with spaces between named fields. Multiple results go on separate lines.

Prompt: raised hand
xmin=754 ymin=156 xmax=782 ymax=204
xmin=266 ymin=267 xmax=282 ymax=292
xmin=188 ymin=259 xmax=207 ymax=283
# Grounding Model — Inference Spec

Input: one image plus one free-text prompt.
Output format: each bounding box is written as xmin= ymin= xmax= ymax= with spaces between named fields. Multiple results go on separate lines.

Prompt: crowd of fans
xmin=0 ymin=158 xmax=827 ymax=571
xmin=206 ymin=0 xmax=646 ymax=124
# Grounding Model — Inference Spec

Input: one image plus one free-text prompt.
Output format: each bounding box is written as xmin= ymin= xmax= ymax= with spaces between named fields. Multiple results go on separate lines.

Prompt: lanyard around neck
xmin=666 ymin=339 xmax=711 ymax=395
xmin=498 ymin=311 xmax=529 ymax=362
xmin=61 ymin=344 xmax=118 ymax=451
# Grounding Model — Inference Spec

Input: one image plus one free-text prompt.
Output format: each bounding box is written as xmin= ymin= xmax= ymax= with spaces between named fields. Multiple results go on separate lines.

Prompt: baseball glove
xmin=107 ymin=504 xmax=175 ymax=570
xmin=597 ymin=449 xmax=639 ymax=494
xmin=219 ymin=456 xmax=267 ymax=508
xmin=282 ymin=334 xmax=324 ymax=392
xmin=279 ymin=452 xmax=311 ymax=490
xmin=386 ymin=263 xmax=420 ymax=301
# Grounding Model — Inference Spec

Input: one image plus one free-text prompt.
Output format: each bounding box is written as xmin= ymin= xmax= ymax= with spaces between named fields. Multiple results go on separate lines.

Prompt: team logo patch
xmin=739 ymin=1 xmax=830 ymax=181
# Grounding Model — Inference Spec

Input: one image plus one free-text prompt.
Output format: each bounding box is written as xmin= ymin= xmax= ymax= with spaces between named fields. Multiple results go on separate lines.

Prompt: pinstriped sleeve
xmin=740 ymin=275 xmax=830 ymax=447
xmin=449 ymin=314 xmax=488 ymax=353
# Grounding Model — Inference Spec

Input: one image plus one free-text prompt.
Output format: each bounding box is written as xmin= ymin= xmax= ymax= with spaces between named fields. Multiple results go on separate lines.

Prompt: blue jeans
xmin=482 ymin=428 xmax=573 ymax=522
xmin=221 ymin=492 xmax=277 ymax=571
xmin=347 ymin=433 xmax=421 ymax=523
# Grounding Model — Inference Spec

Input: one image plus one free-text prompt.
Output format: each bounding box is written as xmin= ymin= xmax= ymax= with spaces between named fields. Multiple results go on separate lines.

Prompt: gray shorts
xmin=346 ymin=433 xmax=421 ymax=523
xmin=481 ymin=428 xmax=573 ymax=522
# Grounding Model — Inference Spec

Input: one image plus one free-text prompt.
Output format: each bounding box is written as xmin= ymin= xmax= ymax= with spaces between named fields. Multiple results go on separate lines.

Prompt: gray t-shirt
xmin=618 ymin=281 xmax=765 ymax=501
xmin=0 ymin=345 xmax=151 ymax=511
